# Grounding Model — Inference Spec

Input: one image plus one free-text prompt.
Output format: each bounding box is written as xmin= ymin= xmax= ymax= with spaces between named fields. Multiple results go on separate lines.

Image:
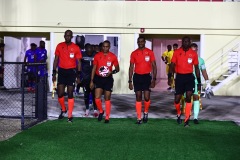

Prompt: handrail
xmin=206 ymin=41 xmax=240 ymax=82
xmin=206 ymin=36 xmax=240 ymax=66
xmin=206 ymin=43 xmax=239 ymax=68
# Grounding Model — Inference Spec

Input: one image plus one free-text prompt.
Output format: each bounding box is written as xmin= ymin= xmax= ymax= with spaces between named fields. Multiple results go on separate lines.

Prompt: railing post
xmin=21 ymin=64 xmax=25 ymax=130
xmin=238 ymin=43 xmax=240 ymax=75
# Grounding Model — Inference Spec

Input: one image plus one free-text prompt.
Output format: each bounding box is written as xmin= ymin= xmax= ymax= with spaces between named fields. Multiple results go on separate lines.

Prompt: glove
xmin=205 ymin=80 xmax=211 ymax=91
xmin=205 ymin=80 xmax=213 ymax=99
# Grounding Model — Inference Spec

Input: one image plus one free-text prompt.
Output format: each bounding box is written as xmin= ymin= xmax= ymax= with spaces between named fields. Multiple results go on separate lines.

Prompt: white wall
xmin=1 ymin=0 xmax=240 ymax=94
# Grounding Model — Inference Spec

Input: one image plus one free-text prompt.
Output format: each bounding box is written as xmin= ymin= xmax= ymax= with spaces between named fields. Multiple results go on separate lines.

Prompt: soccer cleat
xmin=143 ymin=113 xmax=148 ymax=123
xmin=177 ymin=115 xmax=182 ymax=124
xmin=184 ymin=119 xmax=190 ymax=127
xmin=98 ymin=111 xmax=104 ymax=121
xmin=58 ymin=110 xmax=67 ymax=119
xmin=167 ymin=87 xmax=171 ymax=90
xmin=104 ymin=119 xmax=109 ymax=123
xmin=67 ymin=117 xmax=73 ymax=123
xmin=136 ymin=119 xmax=142 ymax=125
xmin=194 ymin=119 xmax=199 ymax=124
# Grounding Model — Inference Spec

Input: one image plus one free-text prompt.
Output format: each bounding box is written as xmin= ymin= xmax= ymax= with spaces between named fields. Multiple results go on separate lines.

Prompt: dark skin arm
xmin=168 ymin=62 xmax=175 ymax=86
xmin=194 ymin=65 xmax=200 ymax=80
xmin=89 ymin=65 xmax=97 ymax=90
xmin=194 ymin=64 xmax=201 ymax=91
xmin=201 ymin=69 xmax=209 ymax=81
xmin=24 ymin=55 xmax=27 ymax=63
xmin=52 ymin=55 xmax=59 ymax=82
xmin=161 ymin=56 xmax=167 ymax=64
xmin=128 ymin=63 xmax=134 ymax=90
xmin=76 ymin=58 xmax=82 ymax=84
xmin=150 ymin=61 xmax=157 ymax=88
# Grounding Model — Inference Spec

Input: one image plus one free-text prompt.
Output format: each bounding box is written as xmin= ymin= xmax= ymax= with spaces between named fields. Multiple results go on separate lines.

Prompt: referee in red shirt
xmin=52 ymin=30 xmax=82 ymax=123
xmin=90 ymin=40 xmax=120 ymax=123
xmin=168 ymin=36 xmax=201 ymax=127
xmin=129 ymin=36 xmax=157 ymax=124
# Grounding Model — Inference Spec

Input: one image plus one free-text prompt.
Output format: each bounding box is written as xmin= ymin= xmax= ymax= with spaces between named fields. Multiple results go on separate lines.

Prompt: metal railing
xmin=0 ymin=62 xmax=48 ymax=140
xmin=205 ymin=38 xmax=240 ymax=82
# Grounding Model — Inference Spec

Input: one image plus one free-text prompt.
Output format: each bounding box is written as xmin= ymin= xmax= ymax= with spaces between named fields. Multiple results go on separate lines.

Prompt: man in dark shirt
xmin=81 ymin=43 xmax=98 ymax=117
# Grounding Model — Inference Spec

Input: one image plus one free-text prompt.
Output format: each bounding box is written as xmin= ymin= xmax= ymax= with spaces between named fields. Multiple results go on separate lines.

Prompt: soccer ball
xmin=99 ymin=66 xmax=109 ymax=77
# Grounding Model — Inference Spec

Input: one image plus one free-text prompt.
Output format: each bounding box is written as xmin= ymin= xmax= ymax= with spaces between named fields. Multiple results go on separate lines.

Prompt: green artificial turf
xmin=0 ymin=118 xmax=239 ymax=160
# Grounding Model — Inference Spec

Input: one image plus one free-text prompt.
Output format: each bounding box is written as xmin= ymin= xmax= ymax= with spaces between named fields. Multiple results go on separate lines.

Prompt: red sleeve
xmin=130 ymin=52 xmax=135 ymax=64
xmin=150 ymin=50 xmax=156 ymax=62
xmin=193 ymin=52 xmax=199 ymax=65
xmin=75 ymin=46 xmax=82 ymax=59
xmin=171 ymin=50 xmax=177 ymax=63
xmin=55 ymin=44 xmax=60 ymax=56
xmin=113 ymin=55 xmax=119 ymax=66
xmin=93 ymin=54 xmax=98 ymax=65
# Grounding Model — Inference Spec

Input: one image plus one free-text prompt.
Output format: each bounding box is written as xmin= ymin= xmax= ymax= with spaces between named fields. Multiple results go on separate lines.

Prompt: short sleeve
xmin=113 ymin=55 xmax=119 ymax=66
xmin=75 ymin=46 xmax=82 ymax=59
xmin=200 ymin=58 xmax=206 ymax=70
xmin=93 ymin=54 xmax=98 ymax=65
xmin=193 ymin=52 xmax=199 ymax=65
xmin=130 ymin=52 xmax=135 ymax=64
xmin=55 ymin=44 xmax=60 ymax=56
xmin=171 ymin=51 xmax=177 ymax=63
xmin=162 ymin=51 xmax=167 ymax=57
xmin=150 ymin=50 xmax=156 ymax=62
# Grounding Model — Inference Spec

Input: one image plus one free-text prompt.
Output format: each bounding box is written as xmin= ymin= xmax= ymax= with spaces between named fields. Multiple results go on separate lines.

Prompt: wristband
xmin=128 ymin=80 xmax=132 ymax=83
xmin=112 ymin=69 xmax=118 ymax=74
xmin=168 ymin=73 xmax=172 ymax=79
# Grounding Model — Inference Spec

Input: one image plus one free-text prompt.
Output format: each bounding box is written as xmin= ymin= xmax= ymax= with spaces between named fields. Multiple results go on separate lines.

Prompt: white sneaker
xmin=93 ymin=110 xmax=98 ymax=118
xmin=85 ymin=109 xmax=89 ymax=117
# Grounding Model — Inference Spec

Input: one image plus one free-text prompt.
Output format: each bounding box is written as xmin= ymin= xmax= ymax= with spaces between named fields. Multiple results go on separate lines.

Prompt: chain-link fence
xmin=0 ymin=62 xmax=48 ymax=140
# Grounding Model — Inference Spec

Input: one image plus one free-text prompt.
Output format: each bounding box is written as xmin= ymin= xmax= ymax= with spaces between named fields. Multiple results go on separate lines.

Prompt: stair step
xmin=215 ymin=80 xmax=223 ymax=83
xmin=223 ymin=74 xmax=230 ymax=77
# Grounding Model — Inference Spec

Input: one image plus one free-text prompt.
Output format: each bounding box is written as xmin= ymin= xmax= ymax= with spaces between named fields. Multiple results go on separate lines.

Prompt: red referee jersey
xmin=93 ymin=52 xmax=119 ymax=76
xmin=55 ymin=42 xmax=82 ymax=69
xmin=130 ymin=48 xmax=155 ymax=74
xmin=171 ymin=48 xmax=198 ymax=74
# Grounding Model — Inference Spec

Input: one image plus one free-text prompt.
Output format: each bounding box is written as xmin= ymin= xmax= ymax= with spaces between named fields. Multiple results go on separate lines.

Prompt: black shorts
xmin=94 ymin=74 xmax=114 ymax=92
xmin=175 ymin=73 xmax=195 ymax=95
xmin=133 ymin=73 xmax=151 ymax=92
xmin=57 ymin=67 xmax=77 ymax=86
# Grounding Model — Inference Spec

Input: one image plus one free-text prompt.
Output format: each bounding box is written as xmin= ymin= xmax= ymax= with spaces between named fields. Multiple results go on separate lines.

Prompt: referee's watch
xmin=128 ymin=80 xmax=132 ymax=83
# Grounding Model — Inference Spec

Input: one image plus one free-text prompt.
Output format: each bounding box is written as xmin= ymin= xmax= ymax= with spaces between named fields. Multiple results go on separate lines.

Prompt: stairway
xmin=211 ymin=50 xmax=240 ymax=93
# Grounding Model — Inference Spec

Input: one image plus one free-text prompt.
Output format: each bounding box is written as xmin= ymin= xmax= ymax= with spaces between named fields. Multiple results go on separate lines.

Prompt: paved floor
xmin=48 ymin=79 xmax=240 ymax=125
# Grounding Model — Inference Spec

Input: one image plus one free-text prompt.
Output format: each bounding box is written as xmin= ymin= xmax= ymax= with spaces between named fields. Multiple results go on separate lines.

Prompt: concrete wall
xmin=1 ymin=0 xmax=240 ymax=94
